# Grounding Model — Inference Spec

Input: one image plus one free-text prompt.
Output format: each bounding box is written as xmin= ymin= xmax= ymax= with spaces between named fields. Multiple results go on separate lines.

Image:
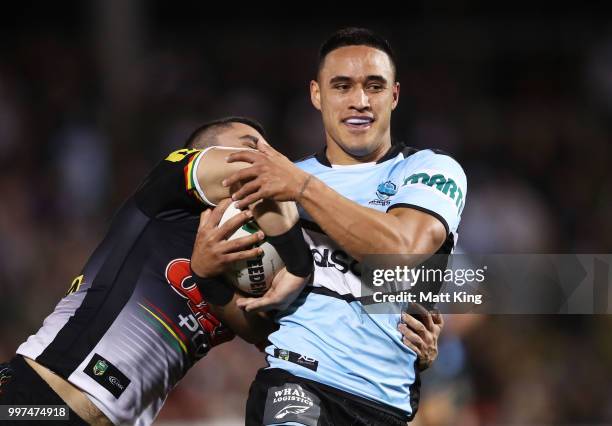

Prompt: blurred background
xmin=1 ymin=2 xmax=611 ymax=425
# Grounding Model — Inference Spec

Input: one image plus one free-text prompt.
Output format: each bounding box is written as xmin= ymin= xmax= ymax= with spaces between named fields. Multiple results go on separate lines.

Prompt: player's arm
xmin=224 ymin=142 xmax=463 ymax=261
xmin=208 ymin=292 xmax=277 ymax=345
xmin=193 ymin=146 xmax=312 ymax=290
xmin=189 ymin=199 xmax=306 ymax=344
xmin=194 ymin=147 xmax=298 ymax=237
xmin=190 ymin=147 xmax=313 ymax=332
xmin=298 ymin=184 xmax=446 ymax=260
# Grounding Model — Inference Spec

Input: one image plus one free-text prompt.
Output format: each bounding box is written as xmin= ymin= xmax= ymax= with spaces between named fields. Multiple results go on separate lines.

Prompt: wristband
xmin=267 ymin=222 xmax=313 ymax=278
xmin=190 ymin=268 xmax=234 ymax=306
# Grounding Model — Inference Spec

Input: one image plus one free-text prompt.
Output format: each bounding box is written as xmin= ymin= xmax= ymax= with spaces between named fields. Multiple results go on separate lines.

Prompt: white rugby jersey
xmin=266 ymin=144 xmax=467 ymax=420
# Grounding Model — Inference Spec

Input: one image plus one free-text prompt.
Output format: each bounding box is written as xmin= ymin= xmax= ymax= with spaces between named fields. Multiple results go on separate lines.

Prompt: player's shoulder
xmin=134 ymin=148 xmax=207 ymax=217
xmin=392 ymin=144 xmax=466 ymax=184
xmin=155 ymin=148 xmax=209 ymax=170
xmin=397 ymin=145 xmax=463 ymax=169
xmin=146 ymin=147 xmax=204 ymax=189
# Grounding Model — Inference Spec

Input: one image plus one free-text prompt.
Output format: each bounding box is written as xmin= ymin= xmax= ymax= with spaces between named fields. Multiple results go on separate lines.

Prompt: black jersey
xmin=17 ymin=148 xmax=234 ymax=425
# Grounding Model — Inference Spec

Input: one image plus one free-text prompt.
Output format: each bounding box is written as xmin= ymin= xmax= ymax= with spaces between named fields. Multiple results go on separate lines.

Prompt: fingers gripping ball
xmin=218 ymin=202 xmax=284 ymax=296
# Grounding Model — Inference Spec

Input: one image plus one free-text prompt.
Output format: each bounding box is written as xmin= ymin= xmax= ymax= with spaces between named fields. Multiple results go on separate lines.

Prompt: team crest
xmin=369 ymin=180 xmax=398 ymax=206
xmin=376 ymin=181 xmax=398 ymax=200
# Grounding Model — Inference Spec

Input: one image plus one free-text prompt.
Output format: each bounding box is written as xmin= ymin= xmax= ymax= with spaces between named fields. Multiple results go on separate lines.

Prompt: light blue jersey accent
xmin=266 ymin=148 xmax=467 ymax=417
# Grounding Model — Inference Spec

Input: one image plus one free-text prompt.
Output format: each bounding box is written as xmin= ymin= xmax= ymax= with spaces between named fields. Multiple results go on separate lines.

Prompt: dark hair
xmin=318 ymin=27 xmax=397 ymax=79
xmin=184 ymin=116 xmax=266 ymax=149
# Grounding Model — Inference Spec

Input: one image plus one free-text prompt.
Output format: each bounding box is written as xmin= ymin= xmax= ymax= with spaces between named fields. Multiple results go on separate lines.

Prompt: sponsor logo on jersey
xmin=311 ymin=248 xmax=360 ymax=276
xmin=275 ymin=405 xmax=310 ymax=419
xmin=263 ymin=383 xmax=320 ymax=425
xmin=273 ymin=349 xmax=319 ymax=371
xmin=85 ymin=354 xmax=131 ymax=398
xmin=108 ymin=376 xmax=125 ymax=391
xmin=165 ymin=148 xmax=199 ymax=163
xmin=66 ymin=274 xmax=84 ymax=296
xmin=369 ymin=180 xmax=398 ymax=206
xmin=403 ymin=172 xmax=465 ymax=211
xmin=165 ymin=258 xmax=234 ymax=357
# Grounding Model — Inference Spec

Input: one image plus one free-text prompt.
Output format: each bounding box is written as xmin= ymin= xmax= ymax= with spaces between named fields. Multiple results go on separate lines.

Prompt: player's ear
xmin=391 ymin=82 xmax=400 ymax=110
xmin=310 ymin=80 xmax=321 ymax=111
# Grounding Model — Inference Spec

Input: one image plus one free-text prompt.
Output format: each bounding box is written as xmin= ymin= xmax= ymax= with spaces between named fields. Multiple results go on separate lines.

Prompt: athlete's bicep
xmin=195 ymin=147 xmax=256 ymax=206
xmin=387 ymin=207 xmax=447 ymax=254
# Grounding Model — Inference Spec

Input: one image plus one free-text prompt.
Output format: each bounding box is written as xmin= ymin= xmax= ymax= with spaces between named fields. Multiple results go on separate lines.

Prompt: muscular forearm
xmin=299 ymin=177 xmax=413 ymax=261
xmin=251 ymin=200 xmax=299 ymax=237
xmin=223 ymin=146 xmax=446 ymax=263
xmin=209 ymin=293 xmax=276 ymax=344
xmin=197 ymin=148 xmax=299 ymax=237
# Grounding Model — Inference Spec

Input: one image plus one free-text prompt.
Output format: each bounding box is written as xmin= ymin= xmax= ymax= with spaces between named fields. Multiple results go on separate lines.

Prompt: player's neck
xmin=325 ymin=139 xmax=392 ymax=166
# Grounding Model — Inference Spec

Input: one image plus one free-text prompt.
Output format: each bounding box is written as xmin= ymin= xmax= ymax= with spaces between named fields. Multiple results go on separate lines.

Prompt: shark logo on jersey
xmin=369 ymin=180 xmax=398 ymax=206
xmin=377 ymin=181 xmax=398 ymax=200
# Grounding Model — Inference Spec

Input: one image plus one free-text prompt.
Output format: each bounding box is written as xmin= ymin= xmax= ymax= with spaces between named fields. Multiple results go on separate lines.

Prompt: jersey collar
xmin=314 ymin=141 xmax=408 ymax=168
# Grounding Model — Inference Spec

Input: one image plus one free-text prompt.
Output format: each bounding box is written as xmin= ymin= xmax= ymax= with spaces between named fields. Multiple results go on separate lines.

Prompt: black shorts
xmin=0 ymin=355 xmax=88 ymax=425
xmin=245 ymin=368 xmax=410 ymax=426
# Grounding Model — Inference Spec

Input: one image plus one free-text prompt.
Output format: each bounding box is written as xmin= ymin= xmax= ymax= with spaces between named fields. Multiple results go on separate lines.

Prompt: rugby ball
xmin=218 ymin=202 xmax=284 ymax=296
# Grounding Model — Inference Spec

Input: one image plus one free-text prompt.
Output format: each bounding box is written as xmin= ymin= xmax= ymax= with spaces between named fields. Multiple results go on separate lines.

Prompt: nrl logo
xmin=93 ymin=360 xmax=108 ymax=376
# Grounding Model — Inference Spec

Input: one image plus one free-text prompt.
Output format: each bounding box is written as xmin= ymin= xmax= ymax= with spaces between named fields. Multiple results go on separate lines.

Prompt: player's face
xmin=215 ymin=122 xmax=265 ymax=149
xmin=311 ymin=45 xmax=399 ymax=160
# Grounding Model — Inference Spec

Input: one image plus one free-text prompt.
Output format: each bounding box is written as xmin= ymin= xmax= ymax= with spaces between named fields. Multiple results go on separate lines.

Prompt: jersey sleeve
xmin=388 ymin=150 xmax=467 ymax=234
xmin=134 ymin=148 xmax=214 ymax=218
